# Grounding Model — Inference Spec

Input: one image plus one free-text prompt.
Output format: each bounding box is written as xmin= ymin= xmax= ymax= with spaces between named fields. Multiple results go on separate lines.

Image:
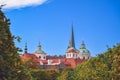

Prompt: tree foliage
xmin=56 ymin=44 xmax=120 ymax=80
xmin=0 ymin=8 xmax=119 ymax=80
xmin=64 ymin=44 xmax=120 ymax=80
xmin=0 ymin=9 xmax=33 ymax=80
xmin=30 ymin=69 xmax=59 ymax=80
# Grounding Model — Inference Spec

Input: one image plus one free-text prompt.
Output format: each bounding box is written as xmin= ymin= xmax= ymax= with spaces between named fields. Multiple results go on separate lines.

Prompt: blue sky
xmin=2 ymin=0 xmax=120 ymax=56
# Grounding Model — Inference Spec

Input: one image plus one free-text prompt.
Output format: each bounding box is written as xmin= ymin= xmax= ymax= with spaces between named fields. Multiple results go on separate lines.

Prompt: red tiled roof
xmin=59 ymin=58 xmax=66 ymax=62
xmin=46 ymin=56 xmax=60 ymax=59
xmin=21 ymin=53 xmax=87 ymax=68
xmin=66 ymin=49 xmax=78 ymax=54
xmin=64 ymin=58 xmax=77 ymax=68
xmin=51 ymin=59 xmax=59 ymax=63
xmin=21 ymin=53 xmax=40 ymax=64
xmin=41 ymin=60 xmax=48 ymax=65
xmin=21 ymin=53 xmax=37 ymax=58
xmin=75 ymin=58 xmax=86 ymax=64
xmin=47 ymin=58 xmax=78 ymax=68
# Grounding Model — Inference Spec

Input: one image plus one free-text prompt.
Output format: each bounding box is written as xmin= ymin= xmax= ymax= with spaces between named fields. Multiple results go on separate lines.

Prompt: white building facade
xmin=66 ymin=26 xmax=90 ymax=60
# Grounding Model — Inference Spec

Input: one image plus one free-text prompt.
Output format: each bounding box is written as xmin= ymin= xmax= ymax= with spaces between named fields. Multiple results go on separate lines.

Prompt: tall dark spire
xmin=24 ymin=42 xmax=28 ymax=53
xmin=68 ymin=24 xmax=75 ymax=49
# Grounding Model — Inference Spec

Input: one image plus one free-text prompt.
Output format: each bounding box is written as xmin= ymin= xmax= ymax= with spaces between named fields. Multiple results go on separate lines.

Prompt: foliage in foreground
xmin=0 ymin=9 xmax=33 ymax=80
xmin=30 ymin=69 xmax=60 ymax=80
xmin=0 ymin=8 xmax=120 ymax=80
xmin=57 ymin=44 xmax=120 ymax=80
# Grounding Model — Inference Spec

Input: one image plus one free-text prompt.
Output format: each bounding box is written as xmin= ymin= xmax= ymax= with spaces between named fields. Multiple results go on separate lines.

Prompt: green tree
xmin=0 ymin=8 xmax=32 ymax=80
xmin=57 ymin=67 xmax=74 ymax=80
xmin=112 ymin=44 xmax=120 ymax=80
xmin=68 ymin=44 xmax=120 ymax=80
xmin=30 ymin=69 xmax=59 ymax=80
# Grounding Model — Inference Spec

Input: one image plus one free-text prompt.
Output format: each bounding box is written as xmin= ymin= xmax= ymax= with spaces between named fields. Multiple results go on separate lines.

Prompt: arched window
xmin=44 ymin=56 xmax=45 ymax=59
xmin=67 ymin=54 xmax=69 ymax=57
xmin=70 ymin=54 xmax=71 ymax=57
xmin=73 ymin=54 xmax=74 ymax=57
xmin=83 ymin=56 xmax=85 ymax=60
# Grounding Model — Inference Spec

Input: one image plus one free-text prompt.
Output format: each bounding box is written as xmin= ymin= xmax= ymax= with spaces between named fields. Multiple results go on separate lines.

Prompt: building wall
xmin=34 ymin=53 xmax=46 ymax=60
xmin=78 ymin=53 xmax=90 ymax=60
xmin=66 ymin=53 xmax=78 ymax=59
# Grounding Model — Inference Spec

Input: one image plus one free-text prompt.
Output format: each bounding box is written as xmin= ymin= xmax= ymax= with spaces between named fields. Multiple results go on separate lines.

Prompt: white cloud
xmin=0 ymin=0 xmax=47 ymax=9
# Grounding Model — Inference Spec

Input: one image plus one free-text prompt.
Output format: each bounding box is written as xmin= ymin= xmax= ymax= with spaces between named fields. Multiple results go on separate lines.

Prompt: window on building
xmin=83 ymin=56 xmax=85 ymax=60
xmin=44 ymin=56 xmax=45 ymax=59
xmin=67 ymin=54 xmax=69 ymax=57
xmin=73 ymin=54 xmax=74 ymax=57
xmin=70 ymin=54 xmax=71 ymax=57
xmin=39 ymin=56 xmax=41 ymax=58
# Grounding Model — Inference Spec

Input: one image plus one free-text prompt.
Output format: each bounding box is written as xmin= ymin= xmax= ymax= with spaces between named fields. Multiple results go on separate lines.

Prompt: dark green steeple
xmin=38 ymin=41 xmax=41 ymax=50
xmin=80 ymin=40 xmax=86 ymax=49
xmin=35 ymin=41 xmax=45 ymax=54
xmin=68 ymin=24 xmax=75 ymax=49
xmin=24 ymin=42 xmax=28 ymax=53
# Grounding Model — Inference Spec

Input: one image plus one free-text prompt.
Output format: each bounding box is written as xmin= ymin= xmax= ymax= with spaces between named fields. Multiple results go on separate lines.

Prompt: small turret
xmin=24 ymin=42 xmax=28 ymax=53
xmin=34 ymin=41 xmax=46 ymax=60
xmin=38 ymin=41 xmax=41 ymax=51
xmin=78 ymin=41 xmax=90 ymax=60
xmin=66 ymin=24 xmax=79 ymax=59
xmin=35 ymin=41 xmax=43 ymax=53
xmin=80 ymin=41 xmax=86 ymax=49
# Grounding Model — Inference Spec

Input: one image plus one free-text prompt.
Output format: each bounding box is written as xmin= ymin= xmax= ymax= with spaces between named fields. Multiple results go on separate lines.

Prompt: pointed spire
xmin=68 ymin=23 xmax=75 ymax=49
xmin=24 ymin=42 xmax=28 ymax=53
xmin=35 ymin=40 xmax=45 ymax=54
xmin=80 ymin=40 xmax=86 ymax=49
xmin=38 ymin=41 xmax=41 ymax=50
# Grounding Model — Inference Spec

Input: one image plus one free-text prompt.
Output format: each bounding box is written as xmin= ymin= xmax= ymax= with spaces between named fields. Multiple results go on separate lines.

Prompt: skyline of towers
xmin=23 ymin=24 xmax=90 ymax=60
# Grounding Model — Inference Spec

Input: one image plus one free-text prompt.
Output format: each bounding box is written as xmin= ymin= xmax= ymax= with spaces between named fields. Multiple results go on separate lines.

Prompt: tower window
xmin=44 ymin=56 xmax=45 ymax=59
xmin=73 ymin=54 xmax=74 ymax=57
xmin=67 ymin=54 xmax=69 ymax=57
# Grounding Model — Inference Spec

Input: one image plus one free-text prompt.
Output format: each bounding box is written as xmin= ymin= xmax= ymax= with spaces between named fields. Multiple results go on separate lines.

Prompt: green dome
xmin=79 ymin=41 xmax=90 ymax=54
xmin=35 ymin=50 xmax=45 ymax=54
xmin=35 ymin=42 xmax=46 ymax=54
xmin=79 ymin=48 xmax=90 ymax=54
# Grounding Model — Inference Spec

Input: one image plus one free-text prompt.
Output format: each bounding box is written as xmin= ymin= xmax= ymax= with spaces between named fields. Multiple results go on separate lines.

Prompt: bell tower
xmin=66 ymin=24 xmax=78 ymax=59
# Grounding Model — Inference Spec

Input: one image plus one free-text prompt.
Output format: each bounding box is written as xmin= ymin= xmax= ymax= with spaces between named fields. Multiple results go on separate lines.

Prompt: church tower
xmin=24 ymin=42 xmax=28 ymax=53
xmin=68 ymin=25 xmax=75 ymax=49
xmin=78 ymin=41 xmax=90 ymax=60
xmin=66 ymin=24 xmax=78 ymax=59
xmin=34 ymin=41 xmax=46 ymax=60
